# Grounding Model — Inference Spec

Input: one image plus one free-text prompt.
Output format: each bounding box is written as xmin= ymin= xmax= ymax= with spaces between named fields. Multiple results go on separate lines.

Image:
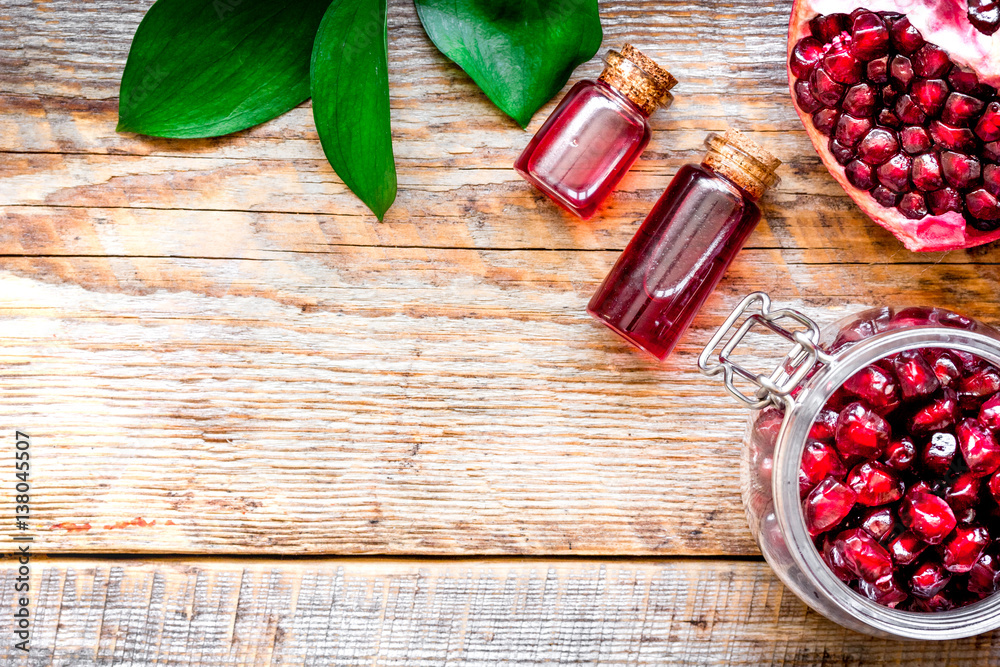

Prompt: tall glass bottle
xmin=587 ymin=128 xmax=781 ymax=361
xmin=514 ymin=45 xmax=677 ymax=219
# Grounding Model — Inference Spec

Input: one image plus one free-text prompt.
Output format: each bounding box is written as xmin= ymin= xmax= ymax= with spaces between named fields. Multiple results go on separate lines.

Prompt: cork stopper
xmin=598 ymin=45 xmax=677 ymax=116
xmin=702 ymin=129 xmax=781 ymax=200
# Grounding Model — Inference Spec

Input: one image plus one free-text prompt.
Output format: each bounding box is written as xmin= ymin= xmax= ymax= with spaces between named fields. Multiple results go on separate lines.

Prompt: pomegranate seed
xmin=986 ymin=141 xmax=1000 ymax=162
xmin=942 ymin=525 xmax=990 ymax=573
xmin=790 ymin=37 xmax=824 ymax=78
xmin=954 ymin=349 xmax=987 ymax=375
xmin=752 ymin=406 xmax=783 ymax=453
xmin=811 ymin=67 xmax=846 ymax=107
xmin=878 ymin=108 xmax=901 ymax=129
xmin=809 ymin=408 xmax=839 ymax=442
xmin=937 ymin=311 xmax=977 ymax=331
xmin=968 ymin=552 xmax=1000 ymax=595
xmin=794 ymin=80 xmax=823 ymax=114
xmin=990 ymin=470 xmax=1000 ymax=502
xmin=858 ymin=573 xmax=908 ymax=607
xmin=823 ymin=38 xmax=864 ymax=84
xmin=948 ymin=66 xmax=985 ymax=94
xmin=892 ymin=350 xmax=941 ymax=400
xmin=883 ymin=436 xmax=916 ymax=471
xmin=929 ymin=121 xmax=978 ymax=152
xmin=900 ymin=486 xmax=957 ymax=544
xmin=837 ymin=528 xmax=893 ymax=581
xmin=880 ymin=83 xmax=901 ymax=106
xmin=810 ymin=12 xmax=849 ymax=42
xmin=835 ymin=114 xmax=873 ymax=147
xmin=859 ymin=506 xmax=897 ymax=541
xmin=822 ymin=534 xmax=855 ymax=582
xmin=850 ymin=11 xmax=889 ymax=59
xmin=910 ymin=592 xmax=956 ymax=611
xmin=888 ymin=530 xmax=929 ymax=565
xmin=812 ymin=108 xmax=839 ymax=136
xmin=800 ymin=439 xmax=847 ymax=497
xmin=871 ymin=186 xmax=900 ymax=208
xmin=857 ymin=129 xmax=899 ymax=166
xmin=909 ymin=559 xmax=952 ymax=598
xmin=984 ymin=164 xmax=1000 ymax=197
xmin=921 ymin=431 xmax=957 ymax=475
xmin=979 ymin=393 xmax=1000 ymax=430
xmin=957 ymin=418 xmax=1000 ymax=475
xmin=836 ymin=402 xmax=892 ymax=460
xmin=843 ymin=365 xmax=901 ymax=414
xmin=804 ymin=478 xmax=858 ymax=537
xmin=910 ymin=153 xmax=945 ymax=192
xmin=913 ymin=44 xmax=951 ymax=77
xmin=958 ymin=366 xmax=1000 ymax=409
xmin=877 ymin=153 xmax=912 ymax=193
xmin=889 ymin=54 xmax=915 ymax=88
xmin=976 ymin=101 xmax=1000 ymax=142
xmin=941 ymin=92 xmax=986 ymax=126
xmin=968 ymin=0 xmax=1000 ymax=35
xmin=899 ymin=192 xmax=928 ymax=219
xmin=842 ymin=82 xmax=877 ymax=117
xmin=940 ymin=151 xmax=982 ymax=190
xmin=909 ymin=388 xmax=959 ymax=434
xmin=889 ymin=17 xmax=924 ymax=54
xmin=867 ymin=56 xmax=889 ymax=83
xmin=966 ymin=189 xmax=1000 ymax=221
xmin=911 ymin=78 xmax=949 ymax=116
xmin=847 ymin=460 xmax=904 ymax=505
xmin=895 ymin=93 xmax=926 ymax=124
xmin=900 ymin=126 xmax=931 ymax=154
xmin=923 ymin=349 xmax=962 ymax=387
xmin=945 ymin=472 xmax=982 ymax=511
xmin=830 ymin=139 xmax=855 ymax=166
xmin=845 ymin=160 xmax=877 ymax=190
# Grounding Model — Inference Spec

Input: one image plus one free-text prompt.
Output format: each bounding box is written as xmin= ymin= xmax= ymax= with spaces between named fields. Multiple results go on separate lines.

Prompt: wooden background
xmin=3 ymin=0 xmax=1000 ymax=663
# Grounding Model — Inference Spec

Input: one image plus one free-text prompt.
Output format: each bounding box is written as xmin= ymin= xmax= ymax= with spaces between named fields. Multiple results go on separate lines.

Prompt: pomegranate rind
xmin=789 ymin=0 xmax=1000 ymax=251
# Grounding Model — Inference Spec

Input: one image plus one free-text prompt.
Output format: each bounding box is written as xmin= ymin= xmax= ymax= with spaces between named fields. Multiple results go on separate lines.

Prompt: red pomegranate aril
xmin=889 ymin=54 xmax=915 ymax=88
xmin=899 ymin=126 xmax=931 ymax=154
xmin=880 ymin=84 xmax=900 ymax=107
xmin=794 ymin=80 xmax=823 ymax=114
xmin=940 ymin=151 xmax=982 ymax=189
xmin=895 ymin=94 xmax=926 ymax=124
xmin=957 ymin=418 xmax=1000 ymax=475
xmin=945 ymin=472 xmax=982 ymax=511
xmin=877 ymin=153 xmax=912 ymax=193
xmin=888 ymin=530 xmax=928 ymax=565
xmin=888 ymin=16 xmax=924 ymax=54
xmin=968 ymin=0 xmax=1000 ymax=35
xmin=910 ymin=559 xmax=952 ymax=597
xmin=948 ymin=65 xmax=985 ymax=94
xmin=810 ymin=12 xmax=849 ymax=42
xmin=921 ymin=431 xmax=957 ymax=475
xmin=967 ymin=189 xmax=1000 ymax=221
xmin=884 ymin=436 xmax=916 ymax=470
xmin=899 ymin=192 xmax=928 ymax=219
xmin=923 ymin=349 xmax=962 ymax=387
xmin=837 ymin=527 xmax=893 ymax=581
xmin=913 ymin=43 xmax=951 ymax=78
xmin=900 ymin=486 xmax=957 ymax=544
xmin=969 ymin=552 xmax=1000 ymax=595
xmin=811 ymin=67 xmax=846 ymax=106
xmin=910 ymin=153 xmax=944 ymax=191
xmin=809 ymin=408 xmax=839 ymax=442
xmin=823 ymin=37 xmax=864 ymax=84
xmin=984 ymin=164 xmax=1000 ymax=197
xmin=843 ymin=365 xmax=901 ymax=414
xmin=910 ymin=592 xmax=956 ymax=611
xmin=893 ymin=350 xmax=941 ymax=400
xmin=812 ymin=108 xmax=839 ymax=136
xmin=872 ymin=185 xmax=900 ymax=207
xmin=860 ymin=506 xmax=897 ymax=541
xmin=976 ymin=101 xmax=1000 ymax=141
xmin=958 ymin=366 xmax=1000 ymax=408
xmin=986 ymin=141 xmax=1000 ymax=162
xmin=911 ymin=78 xmax=949 ymax=116
xmin=842 ymin=83 xmax=877 ymax=117
xmin=830 ymin=139 xmax=855 ymax=166
xmin=790 ymin=36 xmax=824 ymax=78
xmin=909 ymin=388 xmax=959 ymax=434
xmin=805 ymin=478 xmax=858 ymax=537
xmin=851 ymin=11 xmax=889 ymax=59
xmin=857 ymin=573 xmax=908 ymax=607
xmin=836 ymin=402 xmax=892 ymax=461
xmin=846 ymin=460 xmax=904 ymax=505
xmin=941 ymin=92 xmax=986 ymax=126
xmin=877 ymin=108 xmax=902 ymax=128
xmin=846 ymin=160 xmax=877 ymax=190
xmin=822 ymin=534 xmax=855 ymax=582
xmin=979 ymin=393 xmax=1000 ymax=430
xmin=929 ymin=121 xmax=978 ymax=152
xmin=867 ymin=55 xmax=889 ymax=83
xmin=835 ymin=114 xmax=873 ymax=147
xmin=942 ymin=524 xmax=990 ymax=573
xmin=991 ymin=470 xmax=1000 ymax=502
xmin=800 ymin=439 xmax=847 ymax=497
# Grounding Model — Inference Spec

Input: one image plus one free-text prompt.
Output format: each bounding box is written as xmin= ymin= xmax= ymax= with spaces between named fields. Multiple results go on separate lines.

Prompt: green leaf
xmin=118 ymin=0 xmax=331 ymax=138
xmin=310 ymin=0 xmax=396 ymax=220
xmin=414 ymin=0 xmax=603 ymax=128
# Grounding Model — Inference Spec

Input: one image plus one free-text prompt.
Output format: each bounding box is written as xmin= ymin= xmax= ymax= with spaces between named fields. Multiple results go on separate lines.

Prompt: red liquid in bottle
xmin=588 ymin=164 xmax=764 ymax=361
xmin=515 ymin=80 xmax=651 ymax=219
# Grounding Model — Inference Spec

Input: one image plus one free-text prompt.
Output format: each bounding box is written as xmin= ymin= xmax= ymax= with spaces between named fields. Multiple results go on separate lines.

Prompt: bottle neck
xmin=702 ymin=132 xmax=780 ymax=202
xmin=598 ymin=48 xmax=675 ymax=116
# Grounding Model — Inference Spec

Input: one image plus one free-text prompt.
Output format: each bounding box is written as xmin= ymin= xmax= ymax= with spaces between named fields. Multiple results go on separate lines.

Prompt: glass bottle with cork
xmin=588 ymin=128 xmax=782 ymax=361
xmin=514 ymin=45 xmax=677 ymax=219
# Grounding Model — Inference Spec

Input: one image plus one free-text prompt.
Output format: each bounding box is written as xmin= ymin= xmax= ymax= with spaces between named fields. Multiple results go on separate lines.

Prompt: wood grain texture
xmin=3 ymin=557 xmax=1000 ymax=666
xmin=3 ymin=0 xmax=1000 ymax=557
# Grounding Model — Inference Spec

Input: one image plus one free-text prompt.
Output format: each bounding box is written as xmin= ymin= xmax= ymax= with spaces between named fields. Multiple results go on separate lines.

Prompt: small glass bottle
xmin=587 ymin=128 xmax=781 ymax=361
xmin=514 ymin=45 xmax=677 ymax=219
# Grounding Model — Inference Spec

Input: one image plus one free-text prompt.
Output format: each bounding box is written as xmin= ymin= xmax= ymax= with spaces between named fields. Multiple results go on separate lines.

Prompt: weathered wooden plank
xmin=2 ymin=557 xmax=997 ymax=666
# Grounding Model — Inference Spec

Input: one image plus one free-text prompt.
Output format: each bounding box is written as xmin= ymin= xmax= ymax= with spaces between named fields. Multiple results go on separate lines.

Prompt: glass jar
xmin=699 ymin=292 xmax=1000 ymax=639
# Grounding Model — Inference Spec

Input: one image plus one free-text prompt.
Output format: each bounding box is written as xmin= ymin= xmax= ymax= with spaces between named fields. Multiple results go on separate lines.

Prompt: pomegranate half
xmin=788 ymin=0 xmax=1000 ymax=251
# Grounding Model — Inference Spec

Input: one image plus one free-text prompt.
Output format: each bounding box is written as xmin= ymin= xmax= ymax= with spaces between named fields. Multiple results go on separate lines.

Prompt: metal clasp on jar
xmin=698 ymin=292 xmax=834 ymax=409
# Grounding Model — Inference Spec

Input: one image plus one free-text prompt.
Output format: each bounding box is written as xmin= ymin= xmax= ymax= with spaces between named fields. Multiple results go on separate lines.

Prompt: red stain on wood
xmin=165 ymin=520 xmax=176 ymax=525
xmin=50 ymin=522 xmax=92 ymax=532
xmin=103 ymin=517 xmax=155 ymax=530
